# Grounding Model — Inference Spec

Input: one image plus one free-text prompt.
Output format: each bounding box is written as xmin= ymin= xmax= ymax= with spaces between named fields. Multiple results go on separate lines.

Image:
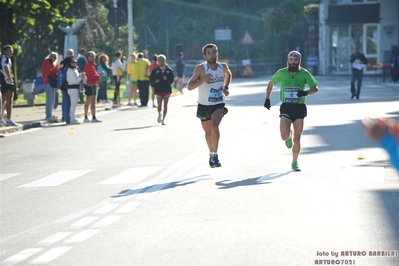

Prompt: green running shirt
xmin=271 ymin=68 xmax=318 ymax=104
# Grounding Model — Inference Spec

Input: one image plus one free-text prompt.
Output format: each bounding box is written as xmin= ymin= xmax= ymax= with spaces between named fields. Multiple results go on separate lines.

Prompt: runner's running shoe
xmin=209 ymin=154 xmax=222 ymax=168
xmin=285 ymin=130 xmax=293 ymax=149
xmin=292 ymin=161 xmax=301 ymax=171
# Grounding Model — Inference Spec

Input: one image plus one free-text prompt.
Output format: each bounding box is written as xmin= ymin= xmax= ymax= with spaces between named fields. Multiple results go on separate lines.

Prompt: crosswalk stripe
xmin=93 ymin=204 xmax=119 ymax=214
xmin=70 ymin=217 xmax=98 ymax=228
xmin=2 ymin=248 xmax=42 ymax=264
xmin=115 ymin=201 xmax=142 ymax=213
xmin=38 ymin=232 xmax=72 ymax=245
xmin=97 ymin=167 xmax=163 ymax=185
xmin=30 ymin=246 xmax=71 ymax=264
xmin=92 ymin=215 xmax=122 ymax=227
xmin=65 ymin=230 xmax=99 ymax=243
xmin=0 ymin=173 xmax=23 ymax=182
xmin=339 ymin=166 xmax=384 ymax=183
xmin=16 ymin=170 xmax=93 ymax=188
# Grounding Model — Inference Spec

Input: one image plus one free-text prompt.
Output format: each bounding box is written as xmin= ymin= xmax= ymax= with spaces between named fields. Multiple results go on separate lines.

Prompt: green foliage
xmin=5 ymin=0 xmax=311 ymax=81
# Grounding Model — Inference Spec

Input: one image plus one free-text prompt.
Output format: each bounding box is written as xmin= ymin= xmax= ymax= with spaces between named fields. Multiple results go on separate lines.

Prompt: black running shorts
xmin=279 ymin=103 xmax=307 ymax=122
xmin=84 ymin=85 xmax=97 ymax=96
xmin=196 ymin=103 xmax=225 ymax=121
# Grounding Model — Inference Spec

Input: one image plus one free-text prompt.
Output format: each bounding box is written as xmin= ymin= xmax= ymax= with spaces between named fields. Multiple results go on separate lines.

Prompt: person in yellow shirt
xmin=136 ymin=52 xmax=151 ymax=107
xmin=127 ymin=53 xmax=138 ymax=106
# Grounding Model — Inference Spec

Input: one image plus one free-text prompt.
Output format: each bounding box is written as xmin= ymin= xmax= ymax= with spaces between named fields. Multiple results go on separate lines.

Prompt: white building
xmin=316 ymin=0 xmax=399 ymax=75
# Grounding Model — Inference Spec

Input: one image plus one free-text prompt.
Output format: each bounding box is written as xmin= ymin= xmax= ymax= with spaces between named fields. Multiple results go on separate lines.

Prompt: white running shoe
xmin=83 ymin=118 xmax=91 ymax=123
xmin=0 ymin=119 xmax=6 ymax=127
xmin=157 ymin=114 xmax=162 ymax=123
xmin=91 ymin=118 xmax=102 ymax=123
xmin=69 ymin=120 xmax=80 ymax=125
xmin=161 ymin=120 xmax=165 ymax=125
xmin=6 ymin=120 xmax=18 ymax=127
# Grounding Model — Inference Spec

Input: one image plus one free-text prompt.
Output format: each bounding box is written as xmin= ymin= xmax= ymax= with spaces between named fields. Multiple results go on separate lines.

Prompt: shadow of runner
xmin=215 ymin=171 xmax=292 ymax=189
xmin=111 ymin=175 xmax=210 ymax=198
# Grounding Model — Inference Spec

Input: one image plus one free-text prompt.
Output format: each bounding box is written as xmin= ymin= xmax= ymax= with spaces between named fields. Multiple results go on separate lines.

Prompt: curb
xmin=0 ymin=105 xmax=114 ymax=135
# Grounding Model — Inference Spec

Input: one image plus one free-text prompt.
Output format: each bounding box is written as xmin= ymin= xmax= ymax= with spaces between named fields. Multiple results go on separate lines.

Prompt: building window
xmin=330 ymin=24 xmax=378 ymax=73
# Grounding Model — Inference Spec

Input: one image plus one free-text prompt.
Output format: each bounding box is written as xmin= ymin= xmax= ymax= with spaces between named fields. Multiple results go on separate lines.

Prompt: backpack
xmin=32 ymin=75 xmax=45 ymax=95
xmin=57 ymin=67 xmax=68 ymax=91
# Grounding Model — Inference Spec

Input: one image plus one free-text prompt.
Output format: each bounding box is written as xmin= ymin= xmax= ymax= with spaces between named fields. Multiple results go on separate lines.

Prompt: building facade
xmin=317 ymin=0 xmax=399 ymax=75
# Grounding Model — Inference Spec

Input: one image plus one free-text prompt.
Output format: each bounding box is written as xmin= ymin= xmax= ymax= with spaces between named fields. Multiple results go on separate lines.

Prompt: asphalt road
xmin=1 ymin=76 xmax=398 ymax=266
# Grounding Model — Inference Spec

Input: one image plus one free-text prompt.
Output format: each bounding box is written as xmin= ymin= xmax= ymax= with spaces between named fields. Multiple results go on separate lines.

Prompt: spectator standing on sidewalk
xmin=60 ymin=48 xmax=74 ymax=124
xmin=83 ymin=51 xmax=103 ymax=123
xmin=349 ymin=46 xmax=368 ymax=100
xmin=77 ymin=48 xmax=88 ymax=103
xmin=187 ymin=43 xmax=232 ymax=168
xmin=66 ymin=58 xmax=86 ymax=124
xmin=389 ymin=45 xmax=398 ymax=82
xmin=150 ymin=54 xmax=174 ymax=125
xmin=0 ymin=45 xmax=18 ymax=126
xmin=148 ymin=54 xmax=159 ymax=107
xmin=42 ymin=51 xmax=62 ymax=122
xmin=111 ymin=51 xmax=126 ymax=104
xmin=0 ymin=56 xmax=5 ymax=128
xmin=136 ymin=52 xmax=151 ymax=107
xmin=97 ymin=53 xmax=111 ymax=103
xmin=264 ymin=50 xmax=319 ymax=172
xmin=175 ymin=52 xmax=185 ymax=93
xmin=127 ymin=52 xmax=138 ymax=106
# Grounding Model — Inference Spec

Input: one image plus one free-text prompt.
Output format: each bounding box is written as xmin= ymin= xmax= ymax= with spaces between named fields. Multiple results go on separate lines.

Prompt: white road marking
xmin=97 ymin=167 xmax=163 ymax=184
xmin=93 ymin=203 xmax=119 ymax=214
xmin=92 ymin=215 xmax=122 ymax=227
xmin=30 ymin=246 xmax=71 ymax=264
xmin=115 ymin=201 xmax=142 ymax=213
xmin=2 ymin=248 xmax=42 ymax=264
xmin=0 ymin=173 xmax=23 ymax=181
xmin=65 ymin=230 xmax=99 ymax=243
xmin=70 ymin=216 xmax=98 ymax=228
xmin=16 ymin=170 xmax=93 ymax=188
xmin=38 ymin=232 xmax=71 ymax=245
xmin=339 ymin=166 xmax=384 ymax=183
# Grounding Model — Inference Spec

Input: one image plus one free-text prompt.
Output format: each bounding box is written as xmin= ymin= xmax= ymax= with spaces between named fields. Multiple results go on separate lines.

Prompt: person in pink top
xmin=83 ymin=51 xmax=103 ymax=123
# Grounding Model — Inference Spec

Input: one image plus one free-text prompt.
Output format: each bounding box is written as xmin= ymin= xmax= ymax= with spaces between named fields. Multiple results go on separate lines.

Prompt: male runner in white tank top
xmin=188 ymin=43 xmax=232 ymax=168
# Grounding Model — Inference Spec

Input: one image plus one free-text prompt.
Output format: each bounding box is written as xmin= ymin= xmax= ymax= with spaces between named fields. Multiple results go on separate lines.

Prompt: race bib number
xmin=208 ymin=87 xmax=223 ymax=102
xmin=284 ymin=87 xmax=300 ymax=103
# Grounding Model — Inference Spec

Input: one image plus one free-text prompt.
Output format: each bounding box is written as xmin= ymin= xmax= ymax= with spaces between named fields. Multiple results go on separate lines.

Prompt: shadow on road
xmin=110 ymin=175 xmax=210 ymax=198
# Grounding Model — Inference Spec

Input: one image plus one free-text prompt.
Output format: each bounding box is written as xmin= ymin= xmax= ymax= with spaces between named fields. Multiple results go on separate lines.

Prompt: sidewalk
xmin=0 ymin=100 xmax=123 ymax=135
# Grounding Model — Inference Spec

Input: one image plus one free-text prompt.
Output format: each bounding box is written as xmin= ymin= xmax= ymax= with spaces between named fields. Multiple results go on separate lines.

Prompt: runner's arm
xmin=266 ymin=80 xmax=274 ymax=99
xmin=187 ymin=65 xmax=205 ymax=91
xmin=307 ymin=85 xmax=319 ymax=95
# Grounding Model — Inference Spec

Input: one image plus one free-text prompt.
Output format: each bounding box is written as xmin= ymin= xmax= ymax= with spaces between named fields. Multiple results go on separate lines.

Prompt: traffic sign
xmin=241 ymin=31 xmax=255 ymax=45
xmin=107 ymin=8 xmax=126 ymax=27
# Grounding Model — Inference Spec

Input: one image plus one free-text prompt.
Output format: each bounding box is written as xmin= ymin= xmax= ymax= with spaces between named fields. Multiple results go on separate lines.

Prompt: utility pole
xmin=128 ymin=0 xmax=133 ymax=55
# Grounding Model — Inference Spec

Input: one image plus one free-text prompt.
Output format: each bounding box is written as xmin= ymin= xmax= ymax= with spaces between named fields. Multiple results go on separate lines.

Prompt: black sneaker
xmin=209 ymin=154 xmax=222 ymax=168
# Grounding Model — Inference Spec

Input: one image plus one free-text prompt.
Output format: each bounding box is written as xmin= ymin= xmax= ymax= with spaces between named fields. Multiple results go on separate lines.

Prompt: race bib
xmin=208 ymin=87 xmax=223 ymax=102
xmin=284 ymin=87 xmax=300 ymax=103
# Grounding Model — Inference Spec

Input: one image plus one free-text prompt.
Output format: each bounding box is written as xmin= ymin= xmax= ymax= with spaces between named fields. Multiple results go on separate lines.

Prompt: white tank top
xmin=197 ymin=62 xmax=225 ymax=105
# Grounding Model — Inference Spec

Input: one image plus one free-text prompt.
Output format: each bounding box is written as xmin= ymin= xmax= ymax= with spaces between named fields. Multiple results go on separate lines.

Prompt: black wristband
xmin=224 ymin=86 xmax=229 ymax=90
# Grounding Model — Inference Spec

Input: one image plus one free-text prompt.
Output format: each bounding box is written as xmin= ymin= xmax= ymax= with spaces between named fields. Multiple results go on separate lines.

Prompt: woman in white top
xmin=67 ymin=59 xmax=86 ymax=124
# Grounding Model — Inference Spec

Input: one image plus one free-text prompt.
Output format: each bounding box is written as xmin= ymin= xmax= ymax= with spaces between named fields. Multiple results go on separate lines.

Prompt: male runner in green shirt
xmin=264 ymin=50 xmax=319 ymax=171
